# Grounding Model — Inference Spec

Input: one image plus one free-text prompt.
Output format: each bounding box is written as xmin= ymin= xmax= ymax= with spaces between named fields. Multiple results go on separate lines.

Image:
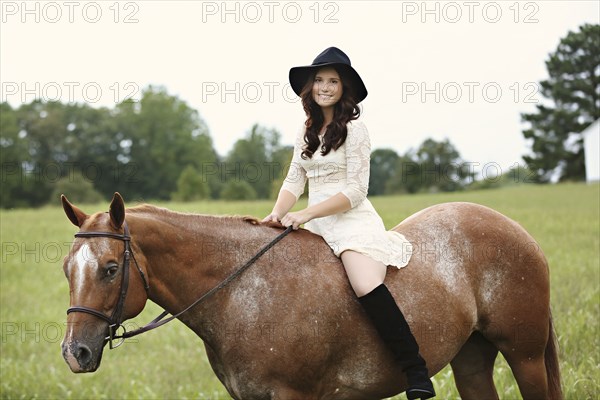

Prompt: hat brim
xmin=289 ymin=62 xmax=368 ymax=103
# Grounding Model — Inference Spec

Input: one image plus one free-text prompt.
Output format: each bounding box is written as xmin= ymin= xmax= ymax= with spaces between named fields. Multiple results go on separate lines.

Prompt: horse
xmin=60 ymin=192 xmax=562 ymax=400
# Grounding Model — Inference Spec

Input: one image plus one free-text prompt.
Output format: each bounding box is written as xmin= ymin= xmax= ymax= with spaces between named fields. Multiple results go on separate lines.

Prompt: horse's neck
xmin=126 ymin=208 xmax=269 ymax=325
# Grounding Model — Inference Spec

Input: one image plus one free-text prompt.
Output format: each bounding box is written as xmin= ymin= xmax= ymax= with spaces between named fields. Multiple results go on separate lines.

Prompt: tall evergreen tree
xmin=521 ymin=23 xmax=600 ymax=182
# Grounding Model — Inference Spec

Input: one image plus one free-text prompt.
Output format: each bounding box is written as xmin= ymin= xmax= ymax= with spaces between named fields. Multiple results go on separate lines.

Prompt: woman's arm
xmin=263 ymin=189 xmax=298 ymax=222
xmin=281 ymin=121 xmax=371 ymax=229
xmin=263 ymin=128 xmax=307 ymax=223
xmin=340 ymin=120 xmax=370 ymax=207
xmin=280 ymin=192 xmax=351 ymax=229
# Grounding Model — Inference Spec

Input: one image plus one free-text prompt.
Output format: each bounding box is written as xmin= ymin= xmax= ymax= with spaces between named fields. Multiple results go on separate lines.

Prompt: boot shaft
xmin=358 ymin=284 xmax=427 ymax=369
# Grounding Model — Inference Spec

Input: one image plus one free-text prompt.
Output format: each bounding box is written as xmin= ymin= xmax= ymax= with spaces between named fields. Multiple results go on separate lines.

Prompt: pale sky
xmin=2 ymin=1 xmax=599 ymax=176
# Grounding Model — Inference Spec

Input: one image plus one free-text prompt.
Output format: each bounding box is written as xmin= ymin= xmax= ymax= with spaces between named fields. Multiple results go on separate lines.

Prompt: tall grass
xmin=1 ymin=183 xmax=598 ymax=399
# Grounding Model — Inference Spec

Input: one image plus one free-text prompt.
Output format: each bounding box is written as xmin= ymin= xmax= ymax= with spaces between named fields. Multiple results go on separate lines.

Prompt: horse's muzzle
xmin=62 ymin=338 xmax=103 ymax=373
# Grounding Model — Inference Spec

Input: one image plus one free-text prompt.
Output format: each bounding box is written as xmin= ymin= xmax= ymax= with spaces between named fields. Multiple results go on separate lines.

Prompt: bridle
xmin=67 ymin=221 xmax=149 ymax=349
xmin=66 ymin=221 xmax=293 ymax=350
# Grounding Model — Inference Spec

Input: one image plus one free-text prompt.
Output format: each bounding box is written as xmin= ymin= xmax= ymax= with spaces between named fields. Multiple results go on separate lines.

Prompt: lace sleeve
xmin=341 ymin=121 xmax=371 ymax=208
xmin=280 ymin=127 xmax=307 ymax=200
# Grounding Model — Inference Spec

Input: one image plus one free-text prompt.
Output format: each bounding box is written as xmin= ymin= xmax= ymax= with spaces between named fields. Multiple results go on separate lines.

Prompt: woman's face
xmin=312 ymin=67 xmax=343 ymax=109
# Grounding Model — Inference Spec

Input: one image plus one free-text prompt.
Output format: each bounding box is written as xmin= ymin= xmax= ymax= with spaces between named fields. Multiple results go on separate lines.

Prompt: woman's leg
xmin=340 ymin=250 xmax=387 ymax=297
xmin=341 ymin=250 xmax=436 ymax=400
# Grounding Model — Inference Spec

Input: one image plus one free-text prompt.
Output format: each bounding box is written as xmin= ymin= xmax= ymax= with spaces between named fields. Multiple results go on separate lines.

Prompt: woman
xmin=263 ymin=47 xmax=436 ymax=400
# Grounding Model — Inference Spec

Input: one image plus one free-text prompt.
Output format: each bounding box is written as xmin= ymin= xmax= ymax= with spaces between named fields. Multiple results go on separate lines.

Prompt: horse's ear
xmin=109 ymin=192 xmax=125 ymax=230
xmin=61 ymin=194 xmax=88 ymax=227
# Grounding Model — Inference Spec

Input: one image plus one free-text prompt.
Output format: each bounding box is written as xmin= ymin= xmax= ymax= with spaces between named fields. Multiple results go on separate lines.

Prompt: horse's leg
xmin=486 ymin=319 xmax=550 ymax=399
xmin=450 ymin=332 xmax=499 ymax=400
xmin=498 ymin=347 xmax=548 ymax=400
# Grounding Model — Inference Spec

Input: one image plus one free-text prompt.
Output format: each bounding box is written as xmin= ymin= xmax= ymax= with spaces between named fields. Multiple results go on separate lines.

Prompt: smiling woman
xmin=312 ymin=68 xmax=343 ymax=108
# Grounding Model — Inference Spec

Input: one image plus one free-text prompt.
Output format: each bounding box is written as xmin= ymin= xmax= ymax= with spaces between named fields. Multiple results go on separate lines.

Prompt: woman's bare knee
xmin=350 ymin=280 xmax=382 ymax=297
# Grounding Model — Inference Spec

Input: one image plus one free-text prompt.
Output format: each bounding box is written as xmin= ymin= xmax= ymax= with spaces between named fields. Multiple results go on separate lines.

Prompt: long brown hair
xmin=300 ymin=67 xmax=361 ymax=159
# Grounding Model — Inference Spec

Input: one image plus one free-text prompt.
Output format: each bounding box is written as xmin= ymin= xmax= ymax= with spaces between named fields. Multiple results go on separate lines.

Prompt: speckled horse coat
xmin=60 ymin=194 xmax=562 ymax=400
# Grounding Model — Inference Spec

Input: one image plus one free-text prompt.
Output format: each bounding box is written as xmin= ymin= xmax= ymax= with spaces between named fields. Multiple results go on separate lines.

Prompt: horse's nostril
xmin=75 ymin=343 xmax=92 ymax=366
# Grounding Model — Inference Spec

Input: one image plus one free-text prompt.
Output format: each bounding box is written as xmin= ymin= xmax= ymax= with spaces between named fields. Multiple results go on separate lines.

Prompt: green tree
xmin=269 ymin=145 xmax=294 ymax=199
xmin=468 ymin=164 xmax=536 ymax=190
xmin=1 ymin=103 xmax=36 ymax=208
xmin=60 ymin=103 xmax=123 ymax=197
xmin=225 ymin=124 xmax=285 ymax=199
xmin=51 ymin=175 xmax=104 ymax=204
xmin=220 ymin=180 xmax=257 ymax=200
xmin=2 ymin=100 xmax=123 ymax=208
xmin=8 ymin=100 xmax=73 ymax=207
xmin=386 ymin=152 xmax=422 ymax=194
xmin=386 ymin=138 xmax=474 ymax=194
xmin=522 ymin=23 xmax=600 ymax=182
xmin=1 ymin=87 xmax=222 ymax=207
xmin=369 ymin=148 xmax=400 ymax=196
xmin=114 ymin=86 xmax=218 ymax=200
xmin=172 ymin=165 xmax=210 ymax=201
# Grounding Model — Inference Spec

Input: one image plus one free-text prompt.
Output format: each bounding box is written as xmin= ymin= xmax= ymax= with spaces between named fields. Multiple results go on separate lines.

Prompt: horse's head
xmin=61 ymin=193 xmax=149 ymax=373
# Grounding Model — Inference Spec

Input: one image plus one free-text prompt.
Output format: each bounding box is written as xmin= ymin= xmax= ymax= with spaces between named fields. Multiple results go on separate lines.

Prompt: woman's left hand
xmin=281 ymin=210 xmax=312 ymax=230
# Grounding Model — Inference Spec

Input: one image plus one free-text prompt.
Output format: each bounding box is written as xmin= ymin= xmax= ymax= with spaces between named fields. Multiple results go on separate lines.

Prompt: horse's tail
xmin=545 ymin=309 xmax=563 ymax=400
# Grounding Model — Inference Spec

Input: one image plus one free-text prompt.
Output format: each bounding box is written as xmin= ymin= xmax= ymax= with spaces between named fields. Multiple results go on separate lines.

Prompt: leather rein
xmin=66 ymin=222 xmax=293 ymax=349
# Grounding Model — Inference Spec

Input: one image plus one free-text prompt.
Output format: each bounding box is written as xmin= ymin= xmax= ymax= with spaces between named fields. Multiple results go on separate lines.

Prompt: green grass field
xmin=1 ymin=183 xmax=598 ymax=399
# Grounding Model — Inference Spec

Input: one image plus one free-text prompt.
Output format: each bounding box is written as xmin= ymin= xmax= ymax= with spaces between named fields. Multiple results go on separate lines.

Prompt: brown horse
xmin=60 ymin=193 xmax=562 ymax=400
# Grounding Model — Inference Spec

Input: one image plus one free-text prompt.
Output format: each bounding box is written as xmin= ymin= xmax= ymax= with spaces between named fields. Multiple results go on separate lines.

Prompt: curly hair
xmin=299 ymin=67 xmax=361 ymax=160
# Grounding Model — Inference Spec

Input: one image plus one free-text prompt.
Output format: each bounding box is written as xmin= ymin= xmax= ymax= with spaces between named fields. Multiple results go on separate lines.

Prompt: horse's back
xmin=395 ymin=201 xmax=549 ymax=284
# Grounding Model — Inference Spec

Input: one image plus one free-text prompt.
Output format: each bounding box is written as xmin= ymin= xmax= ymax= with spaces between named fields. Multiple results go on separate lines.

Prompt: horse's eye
xmin=106 ymin=264 xmax=119 ymax=278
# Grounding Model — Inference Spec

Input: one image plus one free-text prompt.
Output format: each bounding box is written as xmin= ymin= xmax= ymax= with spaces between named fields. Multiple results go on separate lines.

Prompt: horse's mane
xmin=126 ymin=204 xmax=285 ymax=230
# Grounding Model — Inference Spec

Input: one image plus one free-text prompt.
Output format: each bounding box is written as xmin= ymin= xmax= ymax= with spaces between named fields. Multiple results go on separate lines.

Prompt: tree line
xmin=0 ymin=87 xmax=483 ymax=208
xmin=1 ymin=24 xmax=596 ymax=208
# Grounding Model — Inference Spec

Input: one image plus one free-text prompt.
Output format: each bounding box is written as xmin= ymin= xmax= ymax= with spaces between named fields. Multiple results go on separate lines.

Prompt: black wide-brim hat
xmin=289 ymin=47 xmax=368 ymax=103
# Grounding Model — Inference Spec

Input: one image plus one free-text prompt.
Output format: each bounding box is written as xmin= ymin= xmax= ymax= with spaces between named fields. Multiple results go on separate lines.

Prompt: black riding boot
xmin=358 ymin=284 xmax=436 ymax=400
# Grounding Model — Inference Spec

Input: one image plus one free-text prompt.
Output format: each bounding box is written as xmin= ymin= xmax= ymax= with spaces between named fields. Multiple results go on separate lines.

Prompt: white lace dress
xmin=280 ymin=120 xmax=413 ymax=268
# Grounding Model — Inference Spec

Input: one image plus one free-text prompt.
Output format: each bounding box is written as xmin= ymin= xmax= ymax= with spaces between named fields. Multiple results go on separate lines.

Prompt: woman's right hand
xmin=262 ymin=212 xmax=281 ymax=223
xmin=262 ymin=191 xmax=297 ymax=224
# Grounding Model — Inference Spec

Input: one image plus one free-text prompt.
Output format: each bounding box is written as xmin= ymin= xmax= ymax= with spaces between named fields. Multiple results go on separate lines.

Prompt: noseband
xmin=66 ymin=222 xmax=149 ymax=349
